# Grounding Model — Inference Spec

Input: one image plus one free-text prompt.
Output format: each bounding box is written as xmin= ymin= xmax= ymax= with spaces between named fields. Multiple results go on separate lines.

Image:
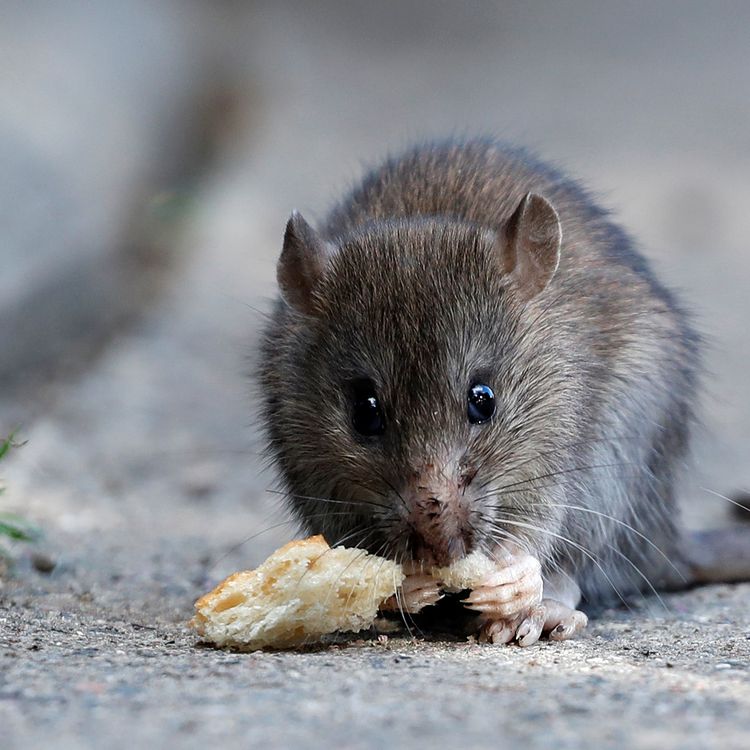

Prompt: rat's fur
xmin=259 ymin=138 xmax=702 ymax=609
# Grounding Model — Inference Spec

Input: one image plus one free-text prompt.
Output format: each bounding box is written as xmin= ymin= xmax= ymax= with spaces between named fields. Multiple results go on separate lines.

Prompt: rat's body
xmin=260 ymin=138 xmax=742 ymax=643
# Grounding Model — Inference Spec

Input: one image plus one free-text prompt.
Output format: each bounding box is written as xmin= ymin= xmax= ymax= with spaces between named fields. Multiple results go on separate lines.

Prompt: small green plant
xmin=0 ymin=433 xmax=38 ymax=564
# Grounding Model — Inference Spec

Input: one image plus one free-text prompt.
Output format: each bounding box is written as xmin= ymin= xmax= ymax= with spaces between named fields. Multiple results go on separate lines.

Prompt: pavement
xmin=1 ymin=2 xmax=750 ymax=748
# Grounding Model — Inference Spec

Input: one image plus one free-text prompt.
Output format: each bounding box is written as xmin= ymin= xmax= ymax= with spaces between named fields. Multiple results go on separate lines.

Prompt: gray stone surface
xmin=2 ymin=584 xmax=750 ymax=750
xmin=2 ymin=2 xmax=750 ymax=748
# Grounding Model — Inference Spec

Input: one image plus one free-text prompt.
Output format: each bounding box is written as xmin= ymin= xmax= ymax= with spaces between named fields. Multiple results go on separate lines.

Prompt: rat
xmin=258 ymin=137 xmax=750 ymax=646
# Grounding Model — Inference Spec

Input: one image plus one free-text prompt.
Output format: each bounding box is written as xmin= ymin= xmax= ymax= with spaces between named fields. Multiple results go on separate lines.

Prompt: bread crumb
xmin=431 ymin=550 xmax=498 ymax=591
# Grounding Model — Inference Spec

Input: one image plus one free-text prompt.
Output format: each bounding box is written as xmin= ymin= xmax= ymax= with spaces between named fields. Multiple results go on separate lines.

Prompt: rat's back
xmin=326 ymin=139 xmax=647 ymax=278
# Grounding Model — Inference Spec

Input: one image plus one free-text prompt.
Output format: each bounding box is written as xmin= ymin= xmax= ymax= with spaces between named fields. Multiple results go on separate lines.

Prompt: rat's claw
xmin=401 ymin=573 xmax=444 ymax=612
xmin=546 ymin=603 xmax=588 ymax=642
xmin=479 ymin=598 xmax=588 ymax=647
xmin=381 ymin=573 xmax=443 ymax=614
xmin=514 ymin=605 xmax=546 ymax=647
xmin=463 ymin=552 xmax=543 ymax=619
xmin=478 ymin=614 xmax=522 ymax=644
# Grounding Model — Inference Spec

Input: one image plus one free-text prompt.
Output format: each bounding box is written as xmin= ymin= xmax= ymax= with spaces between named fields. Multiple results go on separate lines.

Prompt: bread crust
xmin=191 ymin=536 xmax=404 ymax=650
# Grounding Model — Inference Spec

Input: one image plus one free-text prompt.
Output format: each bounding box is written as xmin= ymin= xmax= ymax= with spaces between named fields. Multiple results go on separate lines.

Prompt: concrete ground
xmin=2 ymin=2 xmax=750 ymax=748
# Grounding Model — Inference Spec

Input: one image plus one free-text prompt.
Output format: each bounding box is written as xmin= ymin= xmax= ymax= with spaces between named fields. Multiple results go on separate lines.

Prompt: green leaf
xmin=0 ymin=513 xmax=40 ymax=542
xmin=0 ymin=433 xmax=13 ymax=461
xmin=0 ymin=520 xmax=37 ymax=542
xmin=0 ymin=432 xmax=36 ymax=556
xmin=0 ymin=430 xmax=25 ymax=462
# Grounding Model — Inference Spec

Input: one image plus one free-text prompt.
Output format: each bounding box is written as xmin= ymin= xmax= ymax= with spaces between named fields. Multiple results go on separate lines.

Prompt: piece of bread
xmin=191 ymin=535 xmax=404 ymax=650
xmin=431 ymin=550 xmax=497 ymax=592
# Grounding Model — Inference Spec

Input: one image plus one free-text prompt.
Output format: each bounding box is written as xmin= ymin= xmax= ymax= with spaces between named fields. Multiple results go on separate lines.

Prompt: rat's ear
xmin=277 ymin=211 xmax=334 ymax=315
xmin=502 ymin=193 xmax=561 ymax=301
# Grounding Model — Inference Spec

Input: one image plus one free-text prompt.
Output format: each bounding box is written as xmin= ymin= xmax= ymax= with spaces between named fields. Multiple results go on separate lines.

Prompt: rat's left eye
xmin=351 ymin=379 xmax=386 ymax=436
xmin=467 ymin=384 xmax=495 ymax=424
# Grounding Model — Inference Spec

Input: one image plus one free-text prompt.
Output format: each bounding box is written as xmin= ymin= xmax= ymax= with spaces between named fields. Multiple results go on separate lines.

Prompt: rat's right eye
xmin=467 ymin=383 xmax=496 ymax=424
xmin=351 ymin=379 xmax=385 ymax=437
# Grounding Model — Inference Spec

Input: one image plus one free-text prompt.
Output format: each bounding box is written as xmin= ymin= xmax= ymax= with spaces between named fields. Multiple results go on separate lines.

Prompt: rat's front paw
xmin=462 ymin=552 xmax=543 ymax=619
xmin=381 ymin=572 xmax=443 ymax=614
xmin=479 ymin=599 xmax=588 ymax=647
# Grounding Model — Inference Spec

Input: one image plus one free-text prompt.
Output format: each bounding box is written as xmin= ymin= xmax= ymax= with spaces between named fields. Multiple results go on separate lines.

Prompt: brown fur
xmin=259 ymin=138 xmax=701 ymax=609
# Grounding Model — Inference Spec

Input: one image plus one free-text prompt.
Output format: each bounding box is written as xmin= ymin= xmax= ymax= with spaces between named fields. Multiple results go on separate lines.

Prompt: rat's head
xmin=262 ymin=194 xmax=581 ymax=567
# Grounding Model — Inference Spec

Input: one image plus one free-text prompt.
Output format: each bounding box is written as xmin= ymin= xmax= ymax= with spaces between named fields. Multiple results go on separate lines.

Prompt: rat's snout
xmin=405 ymin=461 xmax=474 ymax=567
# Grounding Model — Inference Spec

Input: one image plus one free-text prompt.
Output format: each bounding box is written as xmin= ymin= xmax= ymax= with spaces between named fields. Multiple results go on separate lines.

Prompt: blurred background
xmin=1 ymin=0 xmax=749 ymax=589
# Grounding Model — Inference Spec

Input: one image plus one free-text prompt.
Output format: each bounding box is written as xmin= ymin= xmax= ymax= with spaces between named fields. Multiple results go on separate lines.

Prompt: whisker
xmin=299 ymin=545 xmax=376 ymax=650
xmin=472 ymin=434 xmax=641 ymax=493
xmin=265 ymin=488 xmax=391 ymax=513
xmin=544 ymin=502 xmax=687 ymax=584
xmin=701 ymin=487 xmax=750 ymax=515
xmin=602 ymin=542 xmax=669 ymax=614
xmin=474 ymin=510 xmax=581 ymax=593
xmin=487 ymin=514 xmax=633 ymax=611
xmin=472 ymin=461 xmax=636 ymax=503
xmin=378 ymin=474 xmax=410 ymax=516
xmin=207 ymin=517 xmax=298 ymax=573
xmin=315 ymin=546 xmax=370 ymax=614
xmin=393 ymin=542 xmax=427 ymax=640
xmin=476 ymin=477 xmax=615 ymax=505
xmin=390 ymin=548 xmax=414 ymax=640
xmin=294 ymin=528 xmax=385 ymax=621
xmin=365 ymin=546 xmax=405 ymax=637
xmin=326 ymin=523 xmax=391 ymax=551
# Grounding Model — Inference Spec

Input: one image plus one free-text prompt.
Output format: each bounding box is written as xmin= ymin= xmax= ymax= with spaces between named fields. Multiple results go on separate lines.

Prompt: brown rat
xmin=258 ymin=137 xmax=749 ymax=644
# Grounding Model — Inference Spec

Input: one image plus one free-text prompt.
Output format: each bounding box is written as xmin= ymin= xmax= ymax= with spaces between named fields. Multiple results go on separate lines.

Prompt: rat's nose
xmin=405 ymin=463 xmax=473 ymax=567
